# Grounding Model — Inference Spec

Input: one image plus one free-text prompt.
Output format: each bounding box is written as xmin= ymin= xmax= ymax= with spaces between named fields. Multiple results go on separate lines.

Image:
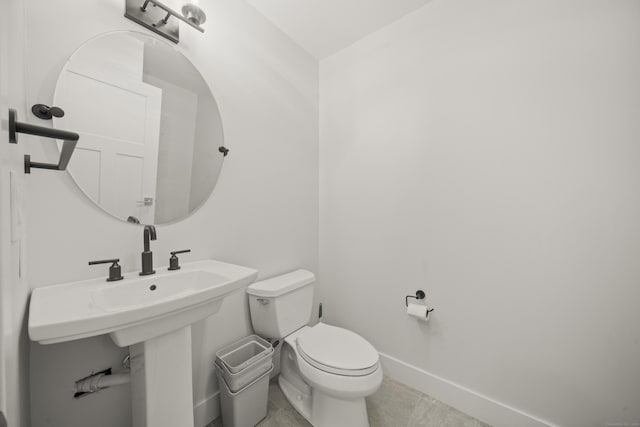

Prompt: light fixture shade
xmin=182 ymin=2 xmax=206 ymax=26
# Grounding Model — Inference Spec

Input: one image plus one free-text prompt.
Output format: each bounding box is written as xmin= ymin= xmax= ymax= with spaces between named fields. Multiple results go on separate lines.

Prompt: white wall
xmin=0 ymin=0 xmax=30 ymax=425
xmin=319 ymin=1 xmax=640 ymax=427
xmin=24 ymin=0 xmax=318 ymax=426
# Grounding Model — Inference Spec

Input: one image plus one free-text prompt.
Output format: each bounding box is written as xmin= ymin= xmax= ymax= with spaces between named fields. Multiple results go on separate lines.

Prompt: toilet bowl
xmin=282 ymin=324 xmax=382 ymax=426
xmin=247 ymin=270 xmax=382 ymax=427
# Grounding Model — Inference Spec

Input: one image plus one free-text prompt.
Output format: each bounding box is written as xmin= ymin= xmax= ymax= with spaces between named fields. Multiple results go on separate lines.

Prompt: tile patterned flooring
xmin=209 ymin=376 xmax=491 ymax=427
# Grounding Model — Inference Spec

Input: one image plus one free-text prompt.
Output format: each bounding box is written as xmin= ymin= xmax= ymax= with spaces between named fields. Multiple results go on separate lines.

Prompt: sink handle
xmin=168 ymin=249 xmax=191 ymax=271
xmin=89 ymin=258 xmax=124 ymax=282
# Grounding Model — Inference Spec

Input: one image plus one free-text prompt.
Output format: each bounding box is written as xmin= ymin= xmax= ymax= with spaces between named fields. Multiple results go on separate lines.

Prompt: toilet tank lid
xmin=247 ymin=269 xmax=315 ymax=298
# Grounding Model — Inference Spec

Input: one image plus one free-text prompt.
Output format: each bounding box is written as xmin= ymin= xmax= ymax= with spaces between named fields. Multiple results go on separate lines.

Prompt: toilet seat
xmin=296 ymin=323 xmax=379 ymax=377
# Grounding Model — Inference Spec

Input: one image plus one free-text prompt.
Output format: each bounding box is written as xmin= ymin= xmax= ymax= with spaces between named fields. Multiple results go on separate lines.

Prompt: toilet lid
xmin=296 ymin=323 xmax=379 ymax=376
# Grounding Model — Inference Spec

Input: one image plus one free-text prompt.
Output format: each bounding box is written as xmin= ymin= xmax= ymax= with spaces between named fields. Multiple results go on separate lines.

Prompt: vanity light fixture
xmin=181 ymin=0 xmax=206 ymax=26
xmin=124 ymin=0 xmax=206 ymax=44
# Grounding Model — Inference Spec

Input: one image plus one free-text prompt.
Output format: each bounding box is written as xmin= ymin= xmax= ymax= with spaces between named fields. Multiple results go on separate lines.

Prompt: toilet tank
xmin=247 ymin=270 xmax=315 ymax=339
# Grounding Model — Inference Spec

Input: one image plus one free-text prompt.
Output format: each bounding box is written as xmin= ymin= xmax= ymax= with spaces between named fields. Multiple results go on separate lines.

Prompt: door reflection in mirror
xmin=54 ymin=31 xmax=225 ymax=225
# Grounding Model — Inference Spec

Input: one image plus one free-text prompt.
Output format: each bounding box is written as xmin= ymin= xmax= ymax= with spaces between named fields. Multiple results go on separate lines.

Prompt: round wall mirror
xmin=53 ymin=31 xmax=225 ymax=225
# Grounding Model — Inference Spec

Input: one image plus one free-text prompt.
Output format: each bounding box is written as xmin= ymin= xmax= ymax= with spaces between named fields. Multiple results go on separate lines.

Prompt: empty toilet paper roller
xmin=407 ymin=302 xmax=434 ymax=321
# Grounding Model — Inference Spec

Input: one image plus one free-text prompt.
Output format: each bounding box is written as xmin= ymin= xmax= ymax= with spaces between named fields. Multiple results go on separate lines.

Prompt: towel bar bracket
xmin=8 ymin=107 xmax=18 ymax=144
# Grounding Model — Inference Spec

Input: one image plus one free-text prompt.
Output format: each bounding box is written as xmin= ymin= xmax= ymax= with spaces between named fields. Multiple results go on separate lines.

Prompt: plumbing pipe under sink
xmin=74 ymin=371 xmax=131 ymax=395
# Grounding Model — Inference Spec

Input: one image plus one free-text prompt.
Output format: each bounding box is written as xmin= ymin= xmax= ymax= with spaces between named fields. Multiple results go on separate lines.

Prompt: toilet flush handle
xmin=257 ymin=298 xmax=270 ymax=305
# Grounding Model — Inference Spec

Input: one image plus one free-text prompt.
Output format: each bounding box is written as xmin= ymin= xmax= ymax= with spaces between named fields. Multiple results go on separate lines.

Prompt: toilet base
xmin=279 ymin=375 xmax=312 ymax=421
xmin=311 ymin=390 xmax=369 ymax=427
xmin=279 ymin=375 xmax=370 ymax=427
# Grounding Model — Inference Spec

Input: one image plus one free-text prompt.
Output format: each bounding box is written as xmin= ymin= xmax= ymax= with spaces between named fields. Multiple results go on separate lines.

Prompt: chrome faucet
xmin=140 ymin=225 xmax=157 ymax=276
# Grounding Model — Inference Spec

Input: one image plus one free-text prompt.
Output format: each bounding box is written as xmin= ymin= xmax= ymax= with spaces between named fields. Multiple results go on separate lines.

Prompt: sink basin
xmin=29 ymin=259 xmax=258 ymax=346
xmin=95 ymin=270 xmax=227 ymax=312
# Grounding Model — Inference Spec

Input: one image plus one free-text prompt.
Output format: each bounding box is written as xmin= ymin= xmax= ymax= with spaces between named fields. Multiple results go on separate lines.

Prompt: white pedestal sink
xmin=29 ymin=259 xmax=258 ymax=427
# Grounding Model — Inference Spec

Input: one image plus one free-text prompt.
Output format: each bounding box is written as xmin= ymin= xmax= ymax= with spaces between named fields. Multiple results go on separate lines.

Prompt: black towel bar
xmin=8 ymin=108 xmax=79 ymax=174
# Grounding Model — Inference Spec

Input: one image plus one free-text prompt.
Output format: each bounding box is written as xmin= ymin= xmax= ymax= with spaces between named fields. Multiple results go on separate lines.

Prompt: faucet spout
xmin=140 ymin=225 xmax=157 ymax=276
xmin=143 ymin=225 xmax=157 ymax=251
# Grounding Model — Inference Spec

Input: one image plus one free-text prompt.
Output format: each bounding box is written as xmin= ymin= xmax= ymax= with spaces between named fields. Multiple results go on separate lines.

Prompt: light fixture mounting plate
xmin=125 ymin=0 xmax=180 ymax=44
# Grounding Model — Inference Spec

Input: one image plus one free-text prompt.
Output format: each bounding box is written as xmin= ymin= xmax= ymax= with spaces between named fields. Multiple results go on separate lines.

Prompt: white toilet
xmin=247 ymin=270 xmax=382 ymax=427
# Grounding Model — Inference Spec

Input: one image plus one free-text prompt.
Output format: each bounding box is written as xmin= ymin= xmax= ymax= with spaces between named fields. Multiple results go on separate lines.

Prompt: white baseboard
xmin=378 ymin=352 xmax=557 ymax=427
xmin=194 ymin=392 xmax=220 ymax=427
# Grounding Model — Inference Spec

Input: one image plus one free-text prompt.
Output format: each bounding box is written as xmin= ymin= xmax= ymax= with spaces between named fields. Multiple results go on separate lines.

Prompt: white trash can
xmin=215 ymin=335 xmax=274 ymax=427
xmin=216 ymin=335 xmax=273 ymax=375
